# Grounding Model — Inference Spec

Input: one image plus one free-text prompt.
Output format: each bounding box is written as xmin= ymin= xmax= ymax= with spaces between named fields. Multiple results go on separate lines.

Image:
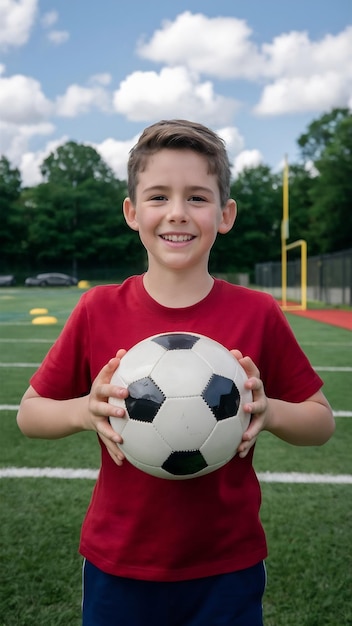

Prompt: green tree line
xmin=0 ymin=108 xmax=351 ymax=280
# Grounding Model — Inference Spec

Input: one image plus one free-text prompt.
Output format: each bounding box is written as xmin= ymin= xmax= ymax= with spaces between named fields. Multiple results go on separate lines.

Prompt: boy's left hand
xmin=230 ymin=350 xmax=269 ymax=458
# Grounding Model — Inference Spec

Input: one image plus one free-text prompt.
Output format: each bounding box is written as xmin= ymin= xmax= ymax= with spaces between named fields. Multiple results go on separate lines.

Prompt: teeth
xmin=162 ymin=234 xmax=193 ymax=242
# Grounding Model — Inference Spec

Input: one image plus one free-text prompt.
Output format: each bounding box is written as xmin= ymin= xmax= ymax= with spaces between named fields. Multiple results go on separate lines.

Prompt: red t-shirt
xmin=30 ymin=276 xmax=323 ymax=581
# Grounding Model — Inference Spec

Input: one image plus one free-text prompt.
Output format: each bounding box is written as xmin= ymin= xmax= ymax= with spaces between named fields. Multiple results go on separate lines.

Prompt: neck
xmin=143 ymin=269 xmax=214 ymax=308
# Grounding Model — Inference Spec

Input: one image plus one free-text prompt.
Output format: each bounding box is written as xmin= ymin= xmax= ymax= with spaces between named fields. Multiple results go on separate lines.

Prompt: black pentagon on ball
xmin=126 ymin=377 xmax=165 ymax=422
xmin=152 ymin=333 xmax=200 ymax=350
xmin=162 ymin=450 xmax=208 ymax=475
xmin=202 ymin=374 xmax=240 ymax=421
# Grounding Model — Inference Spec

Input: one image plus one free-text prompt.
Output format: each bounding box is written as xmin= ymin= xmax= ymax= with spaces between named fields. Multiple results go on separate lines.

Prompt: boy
xmin=17 ymin=119 xmax=334 ymax=625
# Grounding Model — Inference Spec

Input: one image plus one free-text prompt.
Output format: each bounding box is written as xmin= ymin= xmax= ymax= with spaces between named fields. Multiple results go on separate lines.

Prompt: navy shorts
xmin=82 ymin=559 xmax=266 ymax=625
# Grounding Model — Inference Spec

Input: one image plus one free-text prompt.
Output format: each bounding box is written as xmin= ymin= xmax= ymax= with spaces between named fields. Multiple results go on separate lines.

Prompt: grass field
xmin=0 ymin=287 xmax=351 ymax=626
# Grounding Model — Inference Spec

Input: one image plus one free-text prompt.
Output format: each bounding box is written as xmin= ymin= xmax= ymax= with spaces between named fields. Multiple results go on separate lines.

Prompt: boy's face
xmin=123 ymin=149 xmax=236 ymax=274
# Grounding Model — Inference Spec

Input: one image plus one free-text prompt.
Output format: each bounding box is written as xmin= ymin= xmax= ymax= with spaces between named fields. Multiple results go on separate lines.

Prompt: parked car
xmin=0 ymin=274 xmax=16 ymax=286
xmin=25 ymin=272 xmax=78 ymax=287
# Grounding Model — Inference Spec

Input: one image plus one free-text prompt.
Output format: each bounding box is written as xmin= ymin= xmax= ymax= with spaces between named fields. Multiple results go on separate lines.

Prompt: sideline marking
xmin=314 ymin=366 xmax=352 ymax=372
xmin=0 ymin=363 xmax=41 ymax=367
xmin=258 ymin=472 xmax=352 ymax=484
xmin=0 ymin=338 xmax=53 ymax=343
xmin=0 ymin=467 xmax=351 ymax=484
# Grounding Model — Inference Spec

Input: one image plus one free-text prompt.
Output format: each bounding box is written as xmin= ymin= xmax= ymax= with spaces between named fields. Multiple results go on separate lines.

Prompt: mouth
xmin=160 ymin=234 xmax=195 ymax=242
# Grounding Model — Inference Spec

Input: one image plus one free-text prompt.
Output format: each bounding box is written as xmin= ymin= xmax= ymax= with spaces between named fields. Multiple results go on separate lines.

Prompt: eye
xmin=189 ymin=195 xmax=206 ymax=202
xmin=150 ymin=195 xmax=167 ymax=201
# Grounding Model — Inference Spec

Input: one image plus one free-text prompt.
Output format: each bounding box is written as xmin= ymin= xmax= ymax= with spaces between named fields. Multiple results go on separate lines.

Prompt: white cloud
xmin=0 ymin=120 xmax=55 ymax=165
xmin=47 ymin=30 xmax=69 ymax=45
xmin=137 ymin=12 xmax=352 ymax=116
xmin=0 ymin=74 xmax=52 ymax=124
xmin=55 ymin=83 xmax=112 ymax=117
xmin=0 ymin=0 xmax=38 ymax=49
xmin=113 ymin=66 xmax=239 ymax=125
xmin=137 ymin=11 xmax=263 ymax=80
xmin=41 ymin=10 xmax=58 ymax=28
xmin=262 ymin=27 xmax=352 ymax=78
xmin=19 ymin=136 xmax=69 ymax=187
xmin=89 ymin=73 xmax=112 ymax=86
xmin=232 ymin=150 xmax=263 ymax=178
xmin=216 ymin=126 xmax=245 ymax=157
xmin=40 ymin=9 xmax=69 ymax=45
xmin=254 ymin=26 xmax=352 ymax=115
xmin=304 ymin=159 xmax=319 ymax=178
xmin=255 ymin=72 xmax=350 ymax=115
xmin=94 ymin=136 xmax=140 ymax=181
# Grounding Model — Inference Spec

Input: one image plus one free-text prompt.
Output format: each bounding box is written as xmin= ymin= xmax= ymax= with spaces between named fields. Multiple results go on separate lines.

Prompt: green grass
xmin=0 ymin=287 xmax=351 ymax=625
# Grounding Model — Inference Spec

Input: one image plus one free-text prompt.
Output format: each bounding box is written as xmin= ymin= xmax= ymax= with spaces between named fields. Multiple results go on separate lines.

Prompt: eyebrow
xmin=142 ymin=185 xmax=215 ymax=196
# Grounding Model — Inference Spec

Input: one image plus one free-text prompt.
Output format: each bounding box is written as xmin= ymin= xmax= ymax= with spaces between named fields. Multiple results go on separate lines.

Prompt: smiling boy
xmin=17 ymin=119 xmax=334 ymax=625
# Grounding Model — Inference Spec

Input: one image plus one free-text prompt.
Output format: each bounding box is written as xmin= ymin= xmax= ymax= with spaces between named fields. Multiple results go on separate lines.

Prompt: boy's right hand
xmin=87 ymin=349 xmax=128 ymax=466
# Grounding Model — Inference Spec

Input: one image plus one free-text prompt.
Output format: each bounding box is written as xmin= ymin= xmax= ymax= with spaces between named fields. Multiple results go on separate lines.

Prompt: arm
xmin=231 ymin=351 xmax=335 ymax=458
xmin=17 ymin=350 xmax=128 ymax=466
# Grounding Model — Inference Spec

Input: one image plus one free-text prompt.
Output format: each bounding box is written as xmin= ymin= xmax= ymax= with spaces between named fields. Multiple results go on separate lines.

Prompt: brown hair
xmin=127 ymin=119 xmax=231 ymax=207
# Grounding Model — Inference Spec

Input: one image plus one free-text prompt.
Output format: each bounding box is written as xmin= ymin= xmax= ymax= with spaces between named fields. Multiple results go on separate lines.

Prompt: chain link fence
xmin=255 ymin=248 xmax=352 ymax=306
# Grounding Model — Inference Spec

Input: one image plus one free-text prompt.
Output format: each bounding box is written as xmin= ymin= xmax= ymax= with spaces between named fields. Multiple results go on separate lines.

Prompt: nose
xmin=167 ymin=199 xmax=189 ymax=222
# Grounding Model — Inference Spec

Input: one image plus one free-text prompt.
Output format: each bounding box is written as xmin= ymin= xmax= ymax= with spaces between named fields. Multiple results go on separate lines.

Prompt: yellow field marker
xmin=32 ymin=316 xmax=58 ymax=325
xmin=30 ymin=308 xmax=48 ymax=315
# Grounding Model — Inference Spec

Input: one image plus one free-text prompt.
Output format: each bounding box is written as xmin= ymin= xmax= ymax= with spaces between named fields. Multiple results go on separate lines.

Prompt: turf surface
xmin=0 ymin=287 xmax=351 ymax=625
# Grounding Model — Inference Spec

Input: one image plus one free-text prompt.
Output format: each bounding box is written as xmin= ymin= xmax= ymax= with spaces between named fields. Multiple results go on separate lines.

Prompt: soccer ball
xmin=109 ymin=332 xmax=252 ymax=480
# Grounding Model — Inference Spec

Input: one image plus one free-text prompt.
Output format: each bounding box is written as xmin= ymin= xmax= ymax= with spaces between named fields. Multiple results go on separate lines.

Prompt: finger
xmin=243 ymin=375 xmax=264 ymax=399
xmin=115 ymin=348 xmax=127 ymax=359
xmin=237 ymin=356 xmax=260 ymax=379
xmin=242 ymin=418 xmax=261 ymax=441
xmin=95 ymin=383 xmax=128 ymax=402
xmin=99 ymin=432 xmax=126 ymax=465
xmin=96 ymin=418 xmax=123 ymax=444
xmin=230 ymin=349 xmax=243 ymax=360
xmin=90 ymin=395 xmax=126 ymax=422
xmin=237 ymin=437 xmax=257 ymax=458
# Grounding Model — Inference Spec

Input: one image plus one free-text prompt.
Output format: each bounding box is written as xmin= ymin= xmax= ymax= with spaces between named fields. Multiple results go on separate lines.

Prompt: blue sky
xmin=0 ymin=0 xmax=351 ymax=186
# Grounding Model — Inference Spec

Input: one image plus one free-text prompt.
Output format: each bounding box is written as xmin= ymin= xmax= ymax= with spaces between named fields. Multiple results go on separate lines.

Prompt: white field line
xmin=257 ymin=472 xmax=352 ymax=484
xmin=314 ymin=366 xmax=352 ymax=372
xmin=0 ymin=338 xmax=53 ymax=343
xmin=301 ymin=342 xmax=352 ymax=346
xmin=0 ymin=322 xmax=35 ymax=326
xmin=0 ymin=466 xmax=351 ymax=484
xmin=0 ymin=467 xmax=99 ymax=480
xmin=1 ymin=405 xmax=352 ymax=417
xmin=0 ymin=362 xmax=41 ymax=367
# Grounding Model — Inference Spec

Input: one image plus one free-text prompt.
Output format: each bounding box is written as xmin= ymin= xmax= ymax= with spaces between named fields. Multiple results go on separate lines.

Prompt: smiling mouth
xmin=161 ymin=234 xmax=195 ymax=242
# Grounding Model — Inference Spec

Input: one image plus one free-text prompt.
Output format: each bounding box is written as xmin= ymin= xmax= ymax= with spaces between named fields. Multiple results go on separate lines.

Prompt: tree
xmin=210 ymin=165 xmax=282 ymax=276
xmin=41 ymin=141 xmax=116 ymax=186
xmin=24 ymin=142 xmax=124 ymax=273
xmin=297 ymin=108 xmax=352 ymax=252
xmin=22 ymin=142 xmax=144 ymax=275
xmin=297 ymin=108 xmax=350 ymax=162
xmin=308 ymin=113 xmax=352 ymax=252
xmin=0 ymin=157 xmax=22 ymax=267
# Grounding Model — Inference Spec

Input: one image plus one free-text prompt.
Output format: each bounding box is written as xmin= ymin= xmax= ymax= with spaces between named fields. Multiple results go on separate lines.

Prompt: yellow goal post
xmin=281 ymin=239 xmax=307 ymax=311
xmin=281 ymin=156 xmax=307 ymax=311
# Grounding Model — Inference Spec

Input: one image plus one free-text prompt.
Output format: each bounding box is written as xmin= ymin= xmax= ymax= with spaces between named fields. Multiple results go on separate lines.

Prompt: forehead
xmin=138 ymin=148 xmax=216 ymax=185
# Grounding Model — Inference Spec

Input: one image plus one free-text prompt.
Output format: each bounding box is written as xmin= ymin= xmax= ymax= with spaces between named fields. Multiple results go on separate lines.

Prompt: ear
xmin=218 ymin=199 xmax=237 ymax=234
xmin=123 ymin=197 xmax=139 ymax=231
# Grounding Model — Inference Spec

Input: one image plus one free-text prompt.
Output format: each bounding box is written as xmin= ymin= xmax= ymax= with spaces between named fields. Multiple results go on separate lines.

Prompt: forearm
xmin=17 ymin=388 xmax=90 ymax=439
xmin=265 ymin=394 xmax=335 ymax=446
